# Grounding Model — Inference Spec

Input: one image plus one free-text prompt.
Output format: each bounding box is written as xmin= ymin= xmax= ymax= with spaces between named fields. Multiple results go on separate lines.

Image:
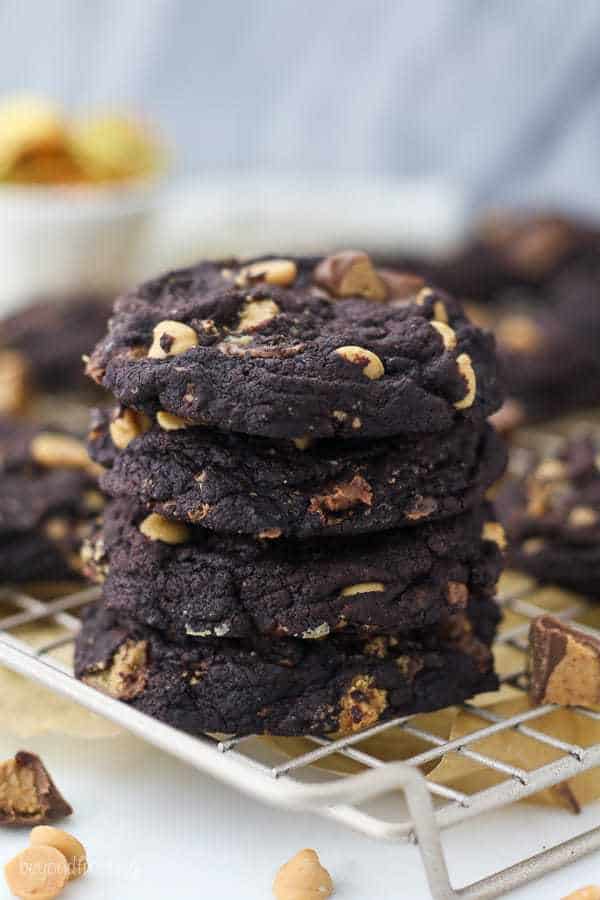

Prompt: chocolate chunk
xmin=0 ymin=751 xmax=72 ymax=826
xmin=530 ymin=615 xmax=600 ymax=707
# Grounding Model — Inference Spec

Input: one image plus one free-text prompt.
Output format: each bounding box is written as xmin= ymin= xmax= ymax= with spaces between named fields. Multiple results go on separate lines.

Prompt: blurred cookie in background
xmin=0 ymin=293 xmax=112 ymax=430
xmin=387 ymin=211 xmax=600 ymax=427
xmin=496 ymin=434 xmax=600 ymax=596
xmin=0 ymin=417 xmax=104 ymax=585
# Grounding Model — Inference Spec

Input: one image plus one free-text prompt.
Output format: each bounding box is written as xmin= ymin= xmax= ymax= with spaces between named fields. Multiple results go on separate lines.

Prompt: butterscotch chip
xmin=0 ymin=752 xmax=72 ymax=827
xmin=273 ymin=848 xmax=333 ymax=900
xmin=430 ymin=321 xmax=457 ymax=350
xmin=30 ymin=433 xmax=91 ymax=471
xmin=5 ymin=845 xmax=68 ymax=899
xmin=335 ymin=345 xmax=384 ymax=380
xmin=341 ymin=582 xmax=385 ymax=597
xmin=139 ymin=513 xmax=190 ymax=545
xmin=314 ymin=250 xmax=386 ymax=301
xmin=237 ymin=259 xmax=297 ymax=287
xmin=530 ymin=615 xmax=600 ymax=707
xmin=454 ymin=353 xmax=476 ymax=409
xmin=109 ymin=409 xmax=151 ymax=449
xmin=147 ymin=320 xmax=198 ymax=358
xmin=30 ymin=827 xmax=87 ymax=880
xmin=236 ymin=299 xmax=280 ymax=332
xmin=0 ymin=350 xmax=29 ymax=415
xmin=156 ymin=411 xmax=189 ymax=431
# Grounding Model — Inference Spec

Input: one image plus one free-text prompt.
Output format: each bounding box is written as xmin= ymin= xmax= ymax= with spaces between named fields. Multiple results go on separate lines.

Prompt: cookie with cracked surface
xmin=83 ymin=499 xmax=502 ymax=640
xmin=496 ymin=435 xmax=600 ymax=595
xmin=0 ymin=417 xmax=103 ymax=582
xmin=75 ymin=599 xmax=499 ymax=737
xmin=86 ymin=253 xmax=503 ymax=439
xmin=1 ymin=293 xmax=111 ymax=393
xmin=88 ymin=407 xmax=506 ymax=538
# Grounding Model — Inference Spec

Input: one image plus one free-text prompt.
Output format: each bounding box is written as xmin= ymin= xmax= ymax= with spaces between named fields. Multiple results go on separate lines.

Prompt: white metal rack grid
xmin=0 ymin=573 xmax=599 ymax=899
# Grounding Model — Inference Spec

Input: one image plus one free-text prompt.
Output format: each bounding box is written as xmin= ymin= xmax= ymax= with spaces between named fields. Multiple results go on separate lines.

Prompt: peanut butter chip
xmin=563 ymin=887 xmax=600 ymax=900
xmin=147 ymin=320 xmax=198 ymax=358
xmin=31 ymin=433 xmax=92 ymax=472
xmin=415 ymin=287 xmax=435 ymax=305
xmin=431 ymin=320 xmax=457 ymax=350
xmin=482 ymin=521 xmax=507 ymax=550
xmin=335 ymin=345 xmax=384 ymax=380
xmin=568 ymin=506 xmax=598 ymax=528
xmin=139 ymin=513 xmax=190 ymax=544
xmin=109 ymin=409 xmax=151 ymax=449
xmin=454 ymin=353 xmax=477 ymax=409
xmin=496 ymin=314 xmax=543 ymax=353
xmin=314 ymin=250 xmax=387 ymax=301
xmin=273 ymin=849 xmax=333 ymax=900
xmin=238 ymin=259 xmax=297 ymax=287
xmin=341 ymin=582 xmax=385 ymax=597
xmin=30 ymin=827 xmax=87 ymax=881
xmin=237 ymin=299 xmax=280 ymax=332
xmin=156 ymin=411 xmax=189 ymax=431
xmin=433 ymin=300 xmax=448 ymax=323
xmin=5 ymin=845 xmax=69 ymax=899
xmin=0 ymin=349 xmax=29 ymax=415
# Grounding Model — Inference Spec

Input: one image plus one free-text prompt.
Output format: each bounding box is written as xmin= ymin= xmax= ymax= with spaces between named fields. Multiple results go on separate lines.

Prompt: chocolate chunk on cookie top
xmin=87 ymin=253 xmax=503 ymax=439
xmin=530 ymin=615 xmax=600 ymax=707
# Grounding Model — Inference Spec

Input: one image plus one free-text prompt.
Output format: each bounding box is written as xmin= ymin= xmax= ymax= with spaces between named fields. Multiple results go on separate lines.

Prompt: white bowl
xmin=0 ymin=182 xmax=160 ymax=314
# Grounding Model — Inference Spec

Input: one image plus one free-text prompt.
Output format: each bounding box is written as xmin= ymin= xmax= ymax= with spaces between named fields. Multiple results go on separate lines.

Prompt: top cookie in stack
xmin=76 ymin=252 xmax=506 ymax=738
xmin=86 ymin=253 xmax=502 ymax=440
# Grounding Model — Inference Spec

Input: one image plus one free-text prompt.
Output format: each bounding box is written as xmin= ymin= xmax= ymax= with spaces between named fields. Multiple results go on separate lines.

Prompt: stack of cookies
xmin=76 ymin=251 xmax=506 ymax=737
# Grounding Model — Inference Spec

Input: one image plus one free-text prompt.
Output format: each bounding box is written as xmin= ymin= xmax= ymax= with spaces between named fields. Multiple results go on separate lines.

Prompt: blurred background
xmin=3 ymin=0 xmax=600 ymax=210
xmin=3 ymin=0 xmax=600 ymax=428
xmin=3 ymin=0 xmax=600 ymax=295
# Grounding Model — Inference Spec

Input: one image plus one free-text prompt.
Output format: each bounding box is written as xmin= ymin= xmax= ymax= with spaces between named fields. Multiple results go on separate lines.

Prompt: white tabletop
xmin=0 ymin=730 xmax=598 ymax=899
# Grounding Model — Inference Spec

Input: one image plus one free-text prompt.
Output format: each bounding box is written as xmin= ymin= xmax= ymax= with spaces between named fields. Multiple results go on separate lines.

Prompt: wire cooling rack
xmin=0 ymin=575 xmax=599 ymax=899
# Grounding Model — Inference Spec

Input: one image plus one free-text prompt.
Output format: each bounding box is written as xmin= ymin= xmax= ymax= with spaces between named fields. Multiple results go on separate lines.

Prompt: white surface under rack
xmin=0 ymin=578 xmax=599 ymax=899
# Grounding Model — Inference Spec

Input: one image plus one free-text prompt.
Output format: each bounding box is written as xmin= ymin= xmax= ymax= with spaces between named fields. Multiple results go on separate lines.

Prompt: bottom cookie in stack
xmin=75 ymin=597 xmax=499 ymax=738
xmin=75 ymin=498 xmax=503 ymax=737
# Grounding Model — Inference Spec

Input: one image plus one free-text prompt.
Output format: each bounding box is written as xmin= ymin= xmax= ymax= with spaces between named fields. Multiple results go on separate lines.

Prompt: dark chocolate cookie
xmin=86 ymin=253 xmax=503 ymax=439
xmin=0 ymin=417 xmax=104 ymax=582
xmin=75 ymin=599 xmax=499 ymax=737
xmin=83 ymin=498 xmax=503 ymax=640
xmin=496 ymin=435 xmax=600 ymax=595
xmin=88 ymin=407 xmax=507 ymax=538
xmin=396 ymin=212 xmax=600 ymax=304
xmin=0 ymin=293 xmax=111 ymax=393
